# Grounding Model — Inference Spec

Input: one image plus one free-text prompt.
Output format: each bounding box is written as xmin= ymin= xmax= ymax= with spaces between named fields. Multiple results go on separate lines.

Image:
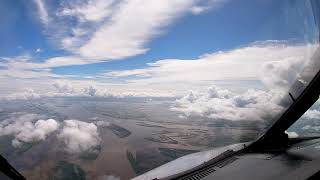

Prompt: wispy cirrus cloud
xmin=33 ymin=0 xmax=49 ymax=25
xmin=190 ymin=0 xmax=227 ymax=15
xmin=57 ymin=0 xmax=115 ymax=22
xmin=27 ymin=0 xmax=226 ymax=67
xmin=77 ymin=0 xmax=197 ymax=60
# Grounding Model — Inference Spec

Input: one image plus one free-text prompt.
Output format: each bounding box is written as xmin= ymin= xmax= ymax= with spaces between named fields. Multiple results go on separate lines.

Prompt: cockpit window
xmin=287 ymin=98 xmax=320 ymax=137
xmin=0 ymin=0 xmax=319 ymax=179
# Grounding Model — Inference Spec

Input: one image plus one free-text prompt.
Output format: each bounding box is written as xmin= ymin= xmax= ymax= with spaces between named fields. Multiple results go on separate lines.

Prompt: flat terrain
xmin=0 ymin=97 xmax=259 ymax=180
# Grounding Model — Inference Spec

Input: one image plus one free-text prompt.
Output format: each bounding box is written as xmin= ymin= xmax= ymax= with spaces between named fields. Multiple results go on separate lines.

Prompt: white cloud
xmin=0 ymin=113 xmax=105 ymax=153
xmin=190 ymin=0 xmax=226 ymax=15
xmin=0 ymin=110 xmax=116 ymax=156
xmin=0 ymin=68 xmax=59 ymax=79
xmin=190 ymin=6 xmax=210 ymax=15
xmin=57 ymin=0 xmax=115 ymax=22
xmin=260 ymin=56 xmax=307 ymax=91
xmin=0 ymin=117 xmax=60 ymax=147
xmin=172 ymin=85 xmax=284 ymax=121
xmin=35 ymin=48 xmax=42 ymax=53
xmin=104 ymin=42 xmax=316 ymax=93
xmin=0 ymin=42 xmax=317 ymax=100
xmin=28 ymin=0 xmax=226 ymax=66
xmin=84 ymin=85 xmax=97 ymax=96
xmin=56 ymin=0 xmax=117 ymax=51
xmin=298 ymin=107 xmax=320 ymax=132
xmin=34 ymin=0 xmax=49 ymax=25
xmin=0 ymin=55 xmax=64 ymax=79
xmin=78 ymin=0 xmax=197 ymax=59
xmin=53 ymin=81 xmax=75 ymax=94
xmin=302 ymin=125 xmax=320 ymax=131
xmin=301 ymin=109 xmax=320 ymax=120
xmin=0 ymin=79 xmax=175 ymax=100
xmin=169 ymin=42 xmax=317 ymax=121
xmin=5 ymin=89 xmax=41 ymax=100
xmin=57 ymin=120 xmax=101 ymax=153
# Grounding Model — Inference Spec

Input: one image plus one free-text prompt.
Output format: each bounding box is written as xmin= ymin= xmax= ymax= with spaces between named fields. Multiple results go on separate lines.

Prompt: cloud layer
xmin=104 ymin=42 xmax=314 ymax=92
xmin=170 ymin=42 xmax=317 ymax=122
xmin=1 ymin=42 xmax=316 ymax=100
xmin=172 ymin=85 xmax=284 ymax=121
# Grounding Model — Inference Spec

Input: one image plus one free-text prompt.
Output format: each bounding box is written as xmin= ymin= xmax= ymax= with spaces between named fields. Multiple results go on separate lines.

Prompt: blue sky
xmin=0 ymin=0 xmax=317 ymax=97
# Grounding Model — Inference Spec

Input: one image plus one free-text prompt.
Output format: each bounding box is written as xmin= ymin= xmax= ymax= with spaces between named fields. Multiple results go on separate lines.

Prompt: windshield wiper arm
xmin=0 ymin=155 xmax=26 ymax=180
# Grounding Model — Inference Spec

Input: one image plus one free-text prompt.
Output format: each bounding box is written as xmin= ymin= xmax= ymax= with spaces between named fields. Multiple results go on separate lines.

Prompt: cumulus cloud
xmin=84 ymin=85 xmax=97 ymax=96
xmin=172 ymin=85 xmax=284 ymax=121
xmin=0 ymin=117 xmax=59 ymax=147
xmin=53 ymin=81 xmax=75 ymax=94
xmin=260 ymin=55 xmax=306 ymax=91
xmin=170 ymin=43 xmax=317 ymax=122
xmin=57 ymin=120 xmax=101 ymax=153
xmin=0 ymin=113 xmax=105 ymax=153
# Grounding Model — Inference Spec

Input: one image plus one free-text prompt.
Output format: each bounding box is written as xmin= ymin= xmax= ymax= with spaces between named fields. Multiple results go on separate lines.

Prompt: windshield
xmin=287 ymin=98 xmax=320 ymax=138
xmin=0 ymin=0 xmax=319 ymax=180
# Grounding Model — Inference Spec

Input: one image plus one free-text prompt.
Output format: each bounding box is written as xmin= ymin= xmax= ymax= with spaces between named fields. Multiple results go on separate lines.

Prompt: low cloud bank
xmin=172 ymin=86 xmax=284 ymax=121
xmin=300 ymin=103 xmax=320 ymax=132
xmin=302 ymin=125 xmax=320 ymax=132
xmin=3 ymin=81 xmax=174 ymax=101
xmin=172 ymin=42 xmax=316 ymax=122
xmin=302 ymin=109 xmax=320 ymax=120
